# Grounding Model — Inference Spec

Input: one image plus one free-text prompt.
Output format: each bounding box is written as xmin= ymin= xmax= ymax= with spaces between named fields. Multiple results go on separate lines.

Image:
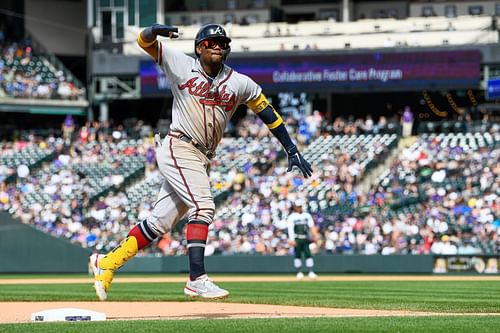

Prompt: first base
xmin=31 ymin=308 xmax=106 ymax=322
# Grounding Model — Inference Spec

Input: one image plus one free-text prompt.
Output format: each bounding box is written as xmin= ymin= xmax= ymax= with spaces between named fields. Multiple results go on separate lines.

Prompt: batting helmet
xmin=194 ymin=24 xmax=231 ymax=59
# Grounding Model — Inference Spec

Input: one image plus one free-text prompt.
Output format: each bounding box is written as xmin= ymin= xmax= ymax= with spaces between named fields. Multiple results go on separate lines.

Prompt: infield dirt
xmin=1 ymin=275 xmax=498 ymax=324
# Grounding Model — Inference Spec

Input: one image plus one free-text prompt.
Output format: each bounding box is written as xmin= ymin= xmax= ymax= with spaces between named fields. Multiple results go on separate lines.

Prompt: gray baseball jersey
xmin=146 ymin=42 xmax=263 ymax=232
xmin=158 ymin=42 xmax=262 ymax=152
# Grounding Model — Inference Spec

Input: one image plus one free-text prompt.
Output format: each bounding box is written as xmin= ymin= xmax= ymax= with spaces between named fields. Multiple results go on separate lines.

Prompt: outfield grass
xmin=1 ymin=316 xmax=500 ymax=333
xmin=0 ymin=280 xmax=499 ymax=313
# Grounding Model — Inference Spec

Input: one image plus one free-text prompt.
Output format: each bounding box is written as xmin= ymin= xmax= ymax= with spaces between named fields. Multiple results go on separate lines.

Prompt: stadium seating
xmin=0 ymin=141 xmax=55 ymax=181
xmin=19 ymin=139 xmax=146 ymax=208
xmin=1 ymin=120 xmax=498 ymax=255
xmin=121 ymin=15 xmax=497 ymax=54
xmin=0 ymin=43 xmax=85 ymax=100
xmin=373 ymin=130 xmax=499 ymax=253
xmin=208 ymin=133 xmax=399 ymax=240
xmin=126 ymin=135 xmax=281 ymax=209
xmin=126 ymin=172 xmax=163 ymax=211
xmin=211 ymin=136 xmax=281 ymax=196
xmin=297 ymin=133 xmax=398 ymax=199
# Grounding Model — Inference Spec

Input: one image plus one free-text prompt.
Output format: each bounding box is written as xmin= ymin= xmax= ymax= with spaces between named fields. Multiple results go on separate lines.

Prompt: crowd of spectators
xmin=0 ymin=41 xmax=85 ymax=100
xmin=0 ymin=121 xmax=156 ymax=252
xmin=151 ymin=127 xmax=498 ymax=257
xmin=361 ymin=130 xmax=500 ymax=256
xmin=1 ymin=114 xmax=498 ymax=257
xmin=160 ymin=119 xmax=499 ymax=257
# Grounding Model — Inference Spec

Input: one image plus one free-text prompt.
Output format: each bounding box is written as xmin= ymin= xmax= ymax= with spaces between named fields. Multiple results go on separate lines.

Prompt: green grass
xmin=1 ymin=316 xmax=500 ymax=333
xmin=1 ymin=277 xmax=499 ymax=332
xmin=0 ymin=280 xmax=499 ymax=313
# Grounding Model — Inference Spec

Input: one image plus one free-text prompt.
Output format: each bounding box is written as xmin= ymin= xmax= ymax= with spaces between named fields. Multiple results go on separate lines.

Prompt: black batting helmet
xmin=194 ymin=24 xmax=231 ymax=59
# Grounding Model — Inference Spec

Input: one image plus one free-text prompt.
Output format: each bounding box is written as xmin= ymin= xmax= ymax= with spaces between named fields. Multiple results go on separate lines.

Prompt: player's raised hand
xmin=286 ymin=146 xmax=313 ymax=178
xmin=152 ymin=24 xmax=179 ymax=39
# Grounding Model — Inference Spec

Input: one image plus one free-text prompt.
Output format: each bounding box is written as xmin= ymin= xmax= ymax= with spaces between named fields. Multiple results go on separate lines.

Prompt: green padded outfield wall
xmin=0 ymin=212 xmax=433 ymax=273
xmin=0 ymin=212 xmax=92 ymax=273
xmin=120 ymin=254 xmax=433 ymax=274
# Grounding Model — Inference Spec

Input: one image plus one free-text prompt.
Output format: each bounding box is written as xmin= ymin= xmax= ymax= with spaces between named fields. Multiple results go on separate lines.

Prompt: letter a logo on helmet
xmin=194 ymin=24 xmax=232 ymax=59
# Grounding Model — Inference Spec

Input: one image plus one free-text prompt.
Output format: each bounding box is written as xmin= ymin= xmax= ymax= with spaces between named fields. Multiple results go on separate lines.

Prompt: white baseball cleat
xmin=296 ymin=272 xmax=304 ymax=280
xmin=184 ymin=274 xmax=229 ymax=299
xmin=89 ymin=253 xmax=111 ymax=301
xmin=308 ymin=271 xmax=318 ymax=280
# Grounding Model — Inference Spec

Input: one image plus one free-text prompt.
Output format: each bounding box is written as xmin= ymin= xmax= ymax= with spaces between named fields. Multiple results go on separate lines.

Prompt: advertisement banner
xmin=433 ymin=255 xmax=499 ymax=274
xmin=140 ymin=60 xmax=172 ymax=97
xmin=140 ymin=49 xmax=481 ymax=96
xmin=486 ymin=77 xmax=500 ymax=100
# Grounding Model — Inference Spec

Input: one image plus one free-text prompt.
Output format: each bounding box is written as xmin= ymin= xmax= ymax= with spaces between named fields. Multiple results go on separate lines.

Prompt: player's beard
xmin=199 ymin=49 xmax=224 ymax=76
xmin=208 ymin=52 xmax=224 ymax=64
xmin=202 ymin=55 xmax=223 ymax=74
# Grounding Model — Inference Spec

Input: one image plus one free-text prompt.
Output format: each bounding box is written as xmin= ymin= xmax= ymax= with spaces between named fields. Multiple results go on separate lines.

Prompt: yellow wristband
xmin=137 ymin=33 xmax=157 ymax=48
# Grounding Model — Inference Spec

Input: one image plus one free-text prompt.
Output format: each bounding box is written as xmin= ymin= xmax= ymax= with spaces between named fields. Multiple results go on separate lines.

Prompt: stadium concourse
xmin=0 ymin=112 xmax=498 ymax=257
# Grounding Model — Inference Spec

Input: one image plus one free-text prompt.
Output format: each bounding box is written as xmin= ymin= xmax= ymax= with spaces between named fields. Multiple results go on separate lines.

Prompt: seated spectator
xmin=457 ymin=240 xmax=482 ymax=255
xmin=431 ymin=235 xmax=458 ymax=255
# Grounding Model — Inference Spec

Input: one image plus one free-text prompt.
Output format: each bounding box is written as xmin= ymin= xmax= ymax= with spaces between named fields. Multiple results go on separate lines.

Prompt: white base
xmin=31 ymin=308 xmax=106 ymax=322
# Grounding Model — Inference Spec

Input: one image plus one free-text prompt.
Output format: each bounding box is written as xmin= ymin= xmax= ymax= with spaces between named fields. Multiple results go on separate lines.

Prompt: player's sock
xmin=186 ymin=220 xmax=209 ymax=280
xmin=129 ymin=220 xmax=158 ymax=250
xmin=294 ymin=258 xmax=302 ymax=272
xmin=99 ymin=220 xmax=157 ymax=271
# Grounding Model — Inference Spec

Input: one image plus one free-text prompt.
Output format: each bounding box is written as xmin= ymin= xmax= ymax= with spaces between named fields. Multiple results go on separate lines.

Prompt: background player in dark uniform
xmin=287 ymin=199 xmax=319 ymax=280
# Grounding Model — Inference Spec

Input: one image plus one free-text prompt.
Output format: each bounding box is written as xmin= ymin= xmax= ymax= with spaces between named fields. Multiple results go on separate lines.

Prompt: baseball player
xmin=89 ymin=23 xmax=313 ymax=301
xmin=287 ymin=199 xmax=318 ymax=280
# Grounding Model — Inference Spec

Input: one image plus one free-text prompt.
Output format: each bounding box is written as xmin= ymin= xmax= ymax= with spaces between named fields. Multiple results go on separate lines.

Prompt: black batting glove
xmin=152 ymin=24 xmax=179 ymax=38
xmin=286 ymin=146 xmax=313 ymax=178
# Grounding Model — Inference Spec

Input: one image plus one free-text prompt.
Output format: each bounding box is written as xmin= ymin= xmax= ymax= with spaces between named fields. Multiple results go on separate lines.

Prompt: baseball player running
xmin=288 ymin=199 xmax=319 ymax=280
xmin=90 ymin=23 xmax=312 ymax=301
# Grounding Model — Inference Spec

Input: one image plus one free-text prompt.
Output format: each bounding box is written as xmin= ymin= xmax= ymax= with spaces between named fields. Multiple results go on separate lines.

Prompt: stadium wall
xmin=3 ymin=215 xmax=496 ymax=274
xmin=0 ymin=212 xmax=433 ymax=273
xmin=0 ymin=212 xmax=91 ymax=273
xmin=121 ymin=254 xmax=434 ymax=274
